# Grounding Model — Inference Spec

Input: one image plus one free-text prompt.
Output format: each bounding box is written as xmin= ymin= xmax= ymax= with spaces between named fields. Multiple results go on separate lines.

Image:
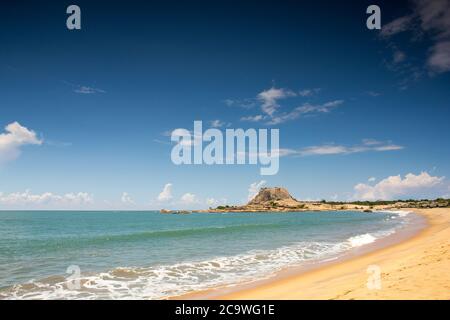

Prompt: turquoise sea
xmin=0 ymin=210 xmax=414 ymax=299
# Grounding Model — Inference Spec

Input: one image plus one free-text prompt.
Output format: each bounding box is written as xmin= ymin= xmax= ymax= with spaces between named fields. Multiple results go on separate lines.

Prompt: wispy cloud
xmin=153 ymin=138 xmax=172 ymax=145
xmin=267 ymin=100 xmax=343 ymax=125
xmin=393 ymin=50 xmax=406 ymax=64
xmin=298 ymin=88 xmax=321 ymax=97
xmin=74 ymin=85 xmax=105 ymax=94
xmin=44 ymin=140 xmax=72 ymax=147
xmin=428 ymin=40 xmax=450 ymax=73
xmin=366 ymin=91 xmax=381 ymax=97
xmin=380 ymin=0 xmax=450 ymax=76
xmin=238 ymin=139 xmax=403 ymax=160
xmin=380 ymin=15 xmax=414 ymax=37
xmin=240 ymin=115 xmax=264 ymax=122
xmin=279 ymin=139 xmax=404 ymax=157
xmin=362 ymin=138 xmax=382 ymax=146
xmin=62 ymin=80 xmax=106 ymax=94
xmin=239 ymin=86 xmax=343 ymax=125
xmin=223 ymin=98 xmax=256 ymax=109
xmin=210 ymin=120 xmax=225 ymax=128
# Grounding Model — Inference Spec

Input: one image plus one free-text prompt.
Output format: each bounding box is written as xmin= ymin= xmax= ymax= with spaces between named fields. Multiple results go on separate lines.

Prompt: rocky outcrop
xmin=206 ymin=187 xmax=307 ymax=212
xmin=248 ymin=187 xmax=298 ymax=206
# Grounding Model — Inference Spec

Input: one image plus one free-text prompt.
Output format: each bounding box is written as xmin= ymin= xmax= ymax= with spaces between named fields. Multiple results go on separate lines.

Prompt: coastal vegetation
xmin=161 ymin=187 xmax=450 ymax=214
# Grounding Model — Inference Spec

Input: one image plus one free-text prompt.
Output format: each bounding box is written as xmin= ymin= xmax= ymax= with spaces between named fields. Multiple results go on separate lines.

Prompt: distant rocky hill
xmin=205 ymin=187 xmax=308 ymax=212
xmin=247 ymin=187 xmax=301 ymax=208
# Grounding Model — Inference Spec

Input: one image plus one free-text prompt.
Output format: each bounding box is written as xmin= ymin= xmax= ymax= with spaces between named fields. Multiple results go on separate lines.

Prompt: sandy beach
xmin=178 ymin=208 xmax=450 ymax=300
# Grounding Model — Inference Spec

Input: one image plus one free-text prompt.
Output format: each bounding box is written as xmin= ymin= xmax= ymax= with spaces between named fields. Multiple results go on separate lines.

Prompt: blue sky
xmin=1 ymin=0 xmax=449 ymax=209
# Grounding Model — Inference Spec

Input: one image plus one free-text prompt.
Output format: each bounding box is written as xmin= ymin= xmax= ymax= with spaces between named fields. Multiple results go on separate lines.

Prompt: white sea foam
xmin=348 ymin=233 xmax=376 ymax=247
xmin=376 ymin=210 xmax=412 ymax=217
xmin=0 ymin=228 xmax=401 ymax=300
xmin=1 ymin=210 xmax=408 ymax=300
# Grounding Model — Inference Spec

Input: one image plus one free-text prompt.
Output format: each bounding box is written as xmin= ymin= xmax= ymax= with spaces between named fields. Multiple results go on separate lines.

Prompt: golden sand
xmin=179 ymin=208 xmax=450 ymax=300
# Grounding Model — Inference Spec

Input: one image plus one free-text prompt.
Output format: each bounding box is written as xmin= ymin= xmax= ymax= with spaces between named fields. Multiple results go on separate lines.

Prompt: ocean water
xmin=0 ymin=210 xmax=412 ymax=299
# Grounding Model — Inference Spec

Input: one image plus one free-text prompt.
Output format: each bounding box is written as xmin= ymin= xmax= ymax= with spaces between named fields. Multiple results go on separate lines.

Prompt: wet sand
xmin=175 ymin=208 xmax=450 ymax=300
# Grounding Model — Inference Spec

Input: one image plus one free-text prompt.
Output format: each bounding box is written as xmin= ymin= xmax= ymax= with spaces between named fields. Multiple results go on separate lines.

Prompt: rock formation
xmin=242 ymin=187 xmax=304 ymax=210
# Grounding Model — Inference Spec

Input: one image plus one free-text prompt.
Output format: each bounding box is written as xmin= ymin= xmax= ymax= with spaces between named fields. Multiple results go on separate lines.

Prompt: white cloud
xmin=257 ymin=87 xmax=296 ymax=116
xmin=74 ymin=86 xmax=105 ymax=94
xmin=380 ymin=15 xmax=414 ymax=37
xmin=415 ymin=0 xmax=450 ymax=39
xmin=298 ymin=88 xmax=321 ymax=97
xmin=236 ymin=148 xmax=297 ymax=161
xmin=210 ymin=120 xmax=225 ymax=128
xmin=240 ymin=87 xmax=341 ymax=125
xmin=373 ymin=144 xmax=404 ymax=151
xmin=267 ymin=100 xmax=344 ymax=125
xmin=0 ymin=190 xmax=93 ymax=208
xmin=428 ymin=41 xmax=450 ymax=73
xmin=368 ymin=177 xmax=377 ymax=182
xmin=248 ymin=180 xmax=267 ymax=201
xmin=362 ymin=138 xmax=382 ymax=146
xmin=206 ymin=198 xmax=217 ymax=206
xmin=224 ymin=98 xmax=256 ymax=109
xmin=205 ymin=197 xmax=228 ymax=207
xmin=158 ymin=183 xmax=173 ymax=202
xmin=180 ymin=193 xmax=198 ymax=204
xmin=353 ymin=172 xmax=446 ymax=200
xmin=0 ymin=122 xmax=42 ymax=165
xmin=280 ymin=140 xmax=404 ymax=157
xmin=366 ymin=91 xmax=381 ymax=97
xmin=240 ymin=115 xmax=264 ymax=122
xmin=381 ymin=0 xmax=450 ymax=75
xmin=299 ymin=145 xmax=349 ymax=156
xmin=393 ymin=50 xmax=407 ymax=63
xmin=121 ymin=192 xmax=134 ymax=204
xmin=241 ymin=140 xmax=402 ymax=160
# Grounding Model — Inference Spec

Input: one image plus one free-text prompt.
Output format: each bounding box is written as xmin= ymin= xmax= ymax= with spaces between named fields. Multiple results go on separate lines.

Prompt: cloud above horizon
xmin=121 ymin=192 xmax=134 ymax=205
xmin=180 ymin=192 xmax=199 ymax=205
xmin=154 ymin=183 xmax=224 ymax=209
xmin=0 ymin=190 xmax=94 ymax=208
xmin=248 ymin=180 xmax=267 ymax=201
xmin=157 ymin=183 xmax=173 ymax=202
xmin=0 ymin=122 xmax=42 ymax=165
xmin=353 ymin=171 xmax=446 ymax=200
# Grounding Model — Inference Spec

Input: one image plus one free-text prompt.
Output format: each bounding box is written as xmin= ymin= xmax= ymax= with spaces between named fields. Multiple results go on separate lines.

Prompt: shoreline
xmin=173 ymin=208 xmax=450 ymax=300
